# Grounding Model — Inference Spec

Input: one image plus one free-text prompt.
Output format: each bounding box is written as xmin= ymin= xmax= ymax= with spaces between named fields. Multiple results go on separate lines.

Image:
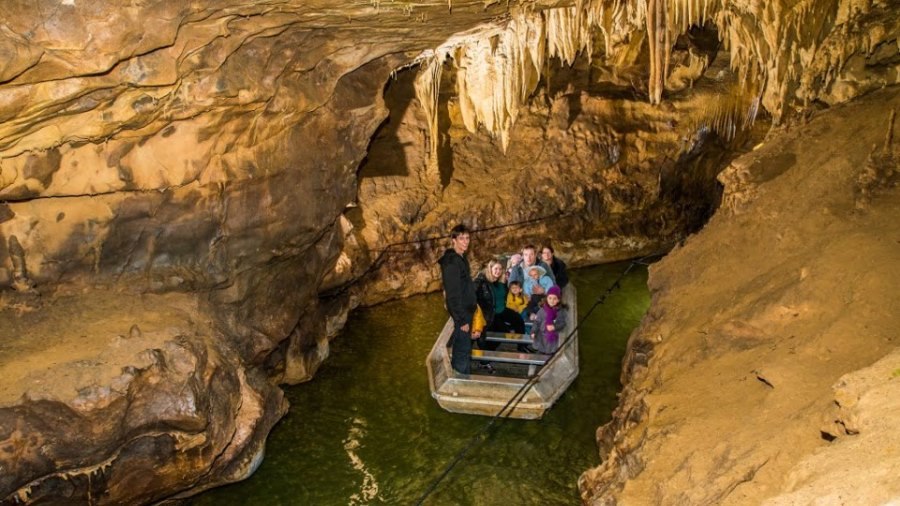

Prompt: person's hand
xmin=529 ymin=314 xmax=537 ymax=321
xmin=471 ymin=331 xmax=481 ymax=339
xmin=547 ymin=324 xmax=555 ymax=331
xmin=532 ymin=285 xmax=545 ymax=294
xmin=461 ymin=324 xmax=470 ymax=332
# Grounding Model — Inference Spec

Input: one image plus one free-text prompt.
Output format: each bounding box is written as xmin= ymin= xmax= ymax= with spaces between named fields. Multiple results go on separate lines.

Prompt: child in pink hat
xmin=531 ymin=285 xmax=568 ymax=354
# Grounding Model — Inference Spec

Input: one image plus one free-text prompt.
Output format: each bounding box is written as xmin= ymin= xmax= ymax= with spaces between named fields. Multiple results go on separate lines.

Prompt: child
xmin=523 ymin=265 xmax=553 ymax=297
xmin=471 ymin=305 xmax=486 ymax=338
xmin=531 ymin=285 xmax=568 ymax=354
xmin=506 ymin=280 xmax=528 ymax=316
xmin=523 ymin=265 xmax=554 ymax=318
xmin=506 ymin=253 xmax=523 ymax=283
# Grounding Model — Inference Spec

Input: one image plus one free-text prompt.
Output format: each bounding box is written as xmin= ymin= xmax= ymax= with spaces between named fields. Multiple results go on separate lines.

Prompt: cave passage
xmin=189 ymin=262 xmax=650 ymax=505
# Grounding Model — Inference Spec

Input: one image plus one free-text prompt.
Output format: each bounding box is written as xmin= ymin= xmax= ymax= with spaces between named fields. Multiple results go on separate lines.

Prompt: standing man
xmin=439 ymin=224 xmax=478 ymax=374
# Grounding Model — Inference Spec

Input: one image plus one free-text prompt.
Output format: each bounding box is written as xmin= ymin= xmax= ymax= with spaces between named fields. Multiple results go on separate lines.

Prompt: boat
xmin=425 ymin=283 xmax=578 ymax=419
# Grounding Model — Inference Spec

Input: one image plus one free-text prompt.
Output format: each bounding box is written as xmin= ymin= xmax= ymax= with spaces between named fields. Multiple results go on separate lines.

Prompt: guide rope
xmin=413 ymin=255 xmax=654 ymax=505
xmin=321 ymin=211 xmax=571 ymax=298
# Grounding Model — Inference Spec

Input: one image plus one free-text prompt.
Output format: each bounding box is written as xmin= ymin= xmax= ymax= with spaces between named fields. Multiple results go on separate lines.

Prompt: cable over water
xmin=188 ymin=262 xmax=651 ymax=505
xmin=322 ymin=211 xmax=571 ymax=298
xmin=414 ymin=256 xmax=654 ymax=505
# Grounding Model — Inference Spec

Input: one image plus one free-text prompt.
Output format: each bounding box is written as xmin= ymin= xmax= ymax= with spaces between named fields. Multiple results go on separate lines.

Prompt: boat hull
xmin=425 ymin=285 xmax=579 ymax=419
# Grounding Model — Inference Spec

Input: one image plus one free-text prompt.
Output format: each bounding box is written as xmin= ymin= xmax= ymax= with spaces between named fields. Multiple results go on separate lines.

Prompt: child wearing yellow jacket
xmin=506 ymin=280 xmax=528 ymax=316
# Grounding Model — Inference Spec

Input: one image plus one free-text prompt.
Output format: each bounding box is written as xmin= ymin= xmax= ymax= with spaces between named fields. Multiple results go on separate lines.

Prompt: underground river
xmin=189 ymin=261 xmax=650 ymax=505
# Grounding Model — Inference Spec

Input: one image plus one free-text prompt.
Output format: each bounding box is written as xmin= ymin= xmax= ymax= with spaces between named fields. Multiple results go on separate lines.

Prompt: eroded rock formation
xmin=1 ymin=0 xmax=898 ymax=503
xmin=579 ymin=86 xmax=900 ymax=504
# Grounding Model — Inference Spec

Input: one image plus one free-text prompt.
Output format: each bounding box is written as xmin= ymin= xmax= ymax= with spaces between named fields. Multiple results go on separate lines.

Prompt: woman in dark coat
xmin=474 ymin=260 xmax=526 ymax=351
xmin=541 ymin=245 xmax=569 ymax=289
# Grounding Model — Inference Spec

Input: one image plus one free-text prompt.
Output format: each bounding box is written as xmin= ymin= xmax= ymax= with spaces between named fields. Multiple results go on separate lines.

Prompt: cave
xmin=1 ymin=1 xmax=898 ymax=504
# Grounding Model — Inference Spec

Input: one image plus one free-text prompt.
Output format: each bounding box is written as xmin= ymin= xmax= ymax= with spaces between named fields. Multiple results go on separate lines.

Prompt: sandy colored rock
xmin=579 ymin=85 xmax=900 ymax=505
xmin=0 ymin=0 xmax=898 ymax=503
xmin=763 ymin=349 xmax=900 ymax=505
xmin=0 ymin=288 xmax=286 ymax=504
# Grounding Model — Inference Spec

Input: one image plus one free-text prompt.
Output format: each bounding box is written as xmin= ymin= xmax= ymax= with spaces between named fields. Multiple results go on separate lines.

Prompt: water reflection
xmin=344 ymin=417 xmax=379 ymax=505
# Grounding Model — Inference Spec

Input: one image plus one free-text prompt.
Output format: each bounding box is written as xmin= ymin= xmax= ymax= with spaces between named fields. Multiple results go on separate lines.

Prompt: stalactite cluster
xmin=414 ymin=0 xmax=897 ymax=154
xmin=414 ymin=6 xmax=595 ymax=153
xmin=698 ymin=83 xmax=762 ymax=141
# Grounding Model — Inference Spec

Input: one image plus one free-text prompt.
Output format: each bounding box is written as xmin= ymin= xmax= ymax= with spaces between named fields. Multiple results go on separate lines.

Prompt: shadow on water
xmin=189 ymin=261 xmax=650 ymax=505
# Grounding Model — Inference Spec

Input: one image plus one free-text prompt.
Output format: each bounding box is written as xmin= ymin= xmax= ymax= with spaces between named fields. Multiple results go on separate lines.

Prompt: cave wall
xmin=1 ymin=2 xmax=564 ymax=503
xmin=578 ymin=84 xmax=900 ymax=505
xmin=345 ymin=45 xmax=763 ymax=305
xmin=1 ymin=0 xmax=899 ymax=503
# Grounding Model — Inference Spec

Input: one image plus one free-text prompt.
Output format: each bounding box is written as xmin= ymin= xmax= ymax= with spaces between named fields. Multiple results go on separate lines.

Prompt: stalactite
xmin=696 ymin=80 xmax=762 ymax=142
xmin=413 ymin=52 xmax=445 ymax=184
xmin=646 ymin=0 xmax=668 ymax=104
xmin=546 ymin=6 xmax=591 ymax=66
xmin=444 ymin=12 xmax=545 ymax=151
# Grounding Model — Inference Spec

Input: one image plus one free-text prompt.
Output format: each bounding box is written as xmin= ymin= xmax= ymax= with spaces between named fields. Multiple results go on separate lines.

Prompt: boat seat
xmin=471 ymin=349 xmax=549 ymax=365
xmin=483 ymin=331 xmax=534 ymax=345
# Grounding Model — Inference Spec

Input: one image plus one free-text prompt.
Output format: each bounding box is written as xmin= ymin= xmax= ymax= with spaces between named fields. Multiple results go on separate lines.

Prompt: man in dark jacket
xmin=439 ymin=224 xmax=477 ymax=374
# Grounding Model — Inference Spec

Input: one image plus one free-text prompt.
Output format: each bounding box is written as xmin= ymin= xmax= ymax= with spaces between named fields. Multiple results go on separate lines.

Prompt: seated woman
xmin=541 ymin=244 xmax=569 ymax=289
xmin=474 ymin=260 xmax=526 ymax=351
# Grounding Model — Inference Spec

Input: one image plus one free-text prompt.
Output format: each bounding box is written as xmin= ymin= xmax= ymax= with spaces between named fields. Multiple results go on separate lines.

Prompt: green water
xmin=190 ymin=262 xmax=649 ymax=505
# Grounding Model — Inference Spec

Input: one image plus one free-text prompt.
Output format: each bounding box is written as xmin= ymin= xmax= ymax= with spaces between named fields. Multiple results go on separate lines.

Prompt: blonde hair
xmin=483 ymin=259 xmax=503 ymax=282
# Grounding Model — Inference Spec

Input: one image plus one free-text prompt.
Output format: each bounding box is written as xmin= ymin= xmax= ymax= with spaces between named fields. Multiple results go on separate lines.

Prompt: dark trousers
xmin=450 ymin=318 xmax=473 ymax=374
xmin=478 ymin=309 xmax=526 ymax=351
xmin=525 ymin=294 xmax=544 ymax=316
xmin=493 ymin=308 xmax=526 ymax=334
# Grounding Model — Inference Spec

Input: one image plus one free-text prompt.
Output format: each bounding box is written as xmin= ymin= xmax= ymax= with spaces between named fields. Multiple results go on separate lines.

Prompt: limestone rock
xmin=0 ymin=290 xmax=286 ymax=504
xmin=0 ymin=0 xmax=898 ymax=502
xmin=762 ymin=350 xmax=900 ymax=505
xmin=579 ymin=85 xmax=900 ymax=505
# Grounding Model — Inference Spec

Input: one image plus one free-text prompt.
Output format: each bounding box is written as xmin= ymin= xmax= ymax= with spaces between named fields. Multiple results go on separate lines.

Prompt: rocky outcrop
xmin=1 ymin=0 xmax=899 ymax=503
xmin=579 ymin=85 xmax=900 ymax=504
xmin=1 ymin=3 xmax=560 ymax=502
xmin=766 ymin=348 xmax=900 ymax=505
xmin=0 ymin=290 xmax=286 ymax=504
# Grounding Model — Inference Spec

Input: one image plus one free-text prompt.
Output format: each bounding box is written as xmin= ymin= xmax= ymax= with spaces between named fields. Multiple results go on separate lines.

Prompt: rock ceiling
xmin=2 ymin=0 xmax=897 ymax=194
xmin=0 ymin=0 xmax=896 ymax=290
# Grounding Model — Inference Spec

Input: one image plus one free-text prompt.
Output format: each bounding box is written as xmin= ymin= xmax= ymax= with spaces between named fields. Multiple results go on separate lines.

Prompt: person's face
xmin=511 ymin=284 xmax=522 ymax=295
xmin=523 ymin=248 xmax=536 ymax=265
xmin=546 ymin=294 xmax=559 ymax=306
xmin=541 ymin=248 xmax=553 ymax=264
xmin=529 ymin=268 xmax=540 ymax=280
xmin=452 ymin=233 xmax=470 ymax=253
xmin=490 ymin=263 xmax=503 ymax=279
